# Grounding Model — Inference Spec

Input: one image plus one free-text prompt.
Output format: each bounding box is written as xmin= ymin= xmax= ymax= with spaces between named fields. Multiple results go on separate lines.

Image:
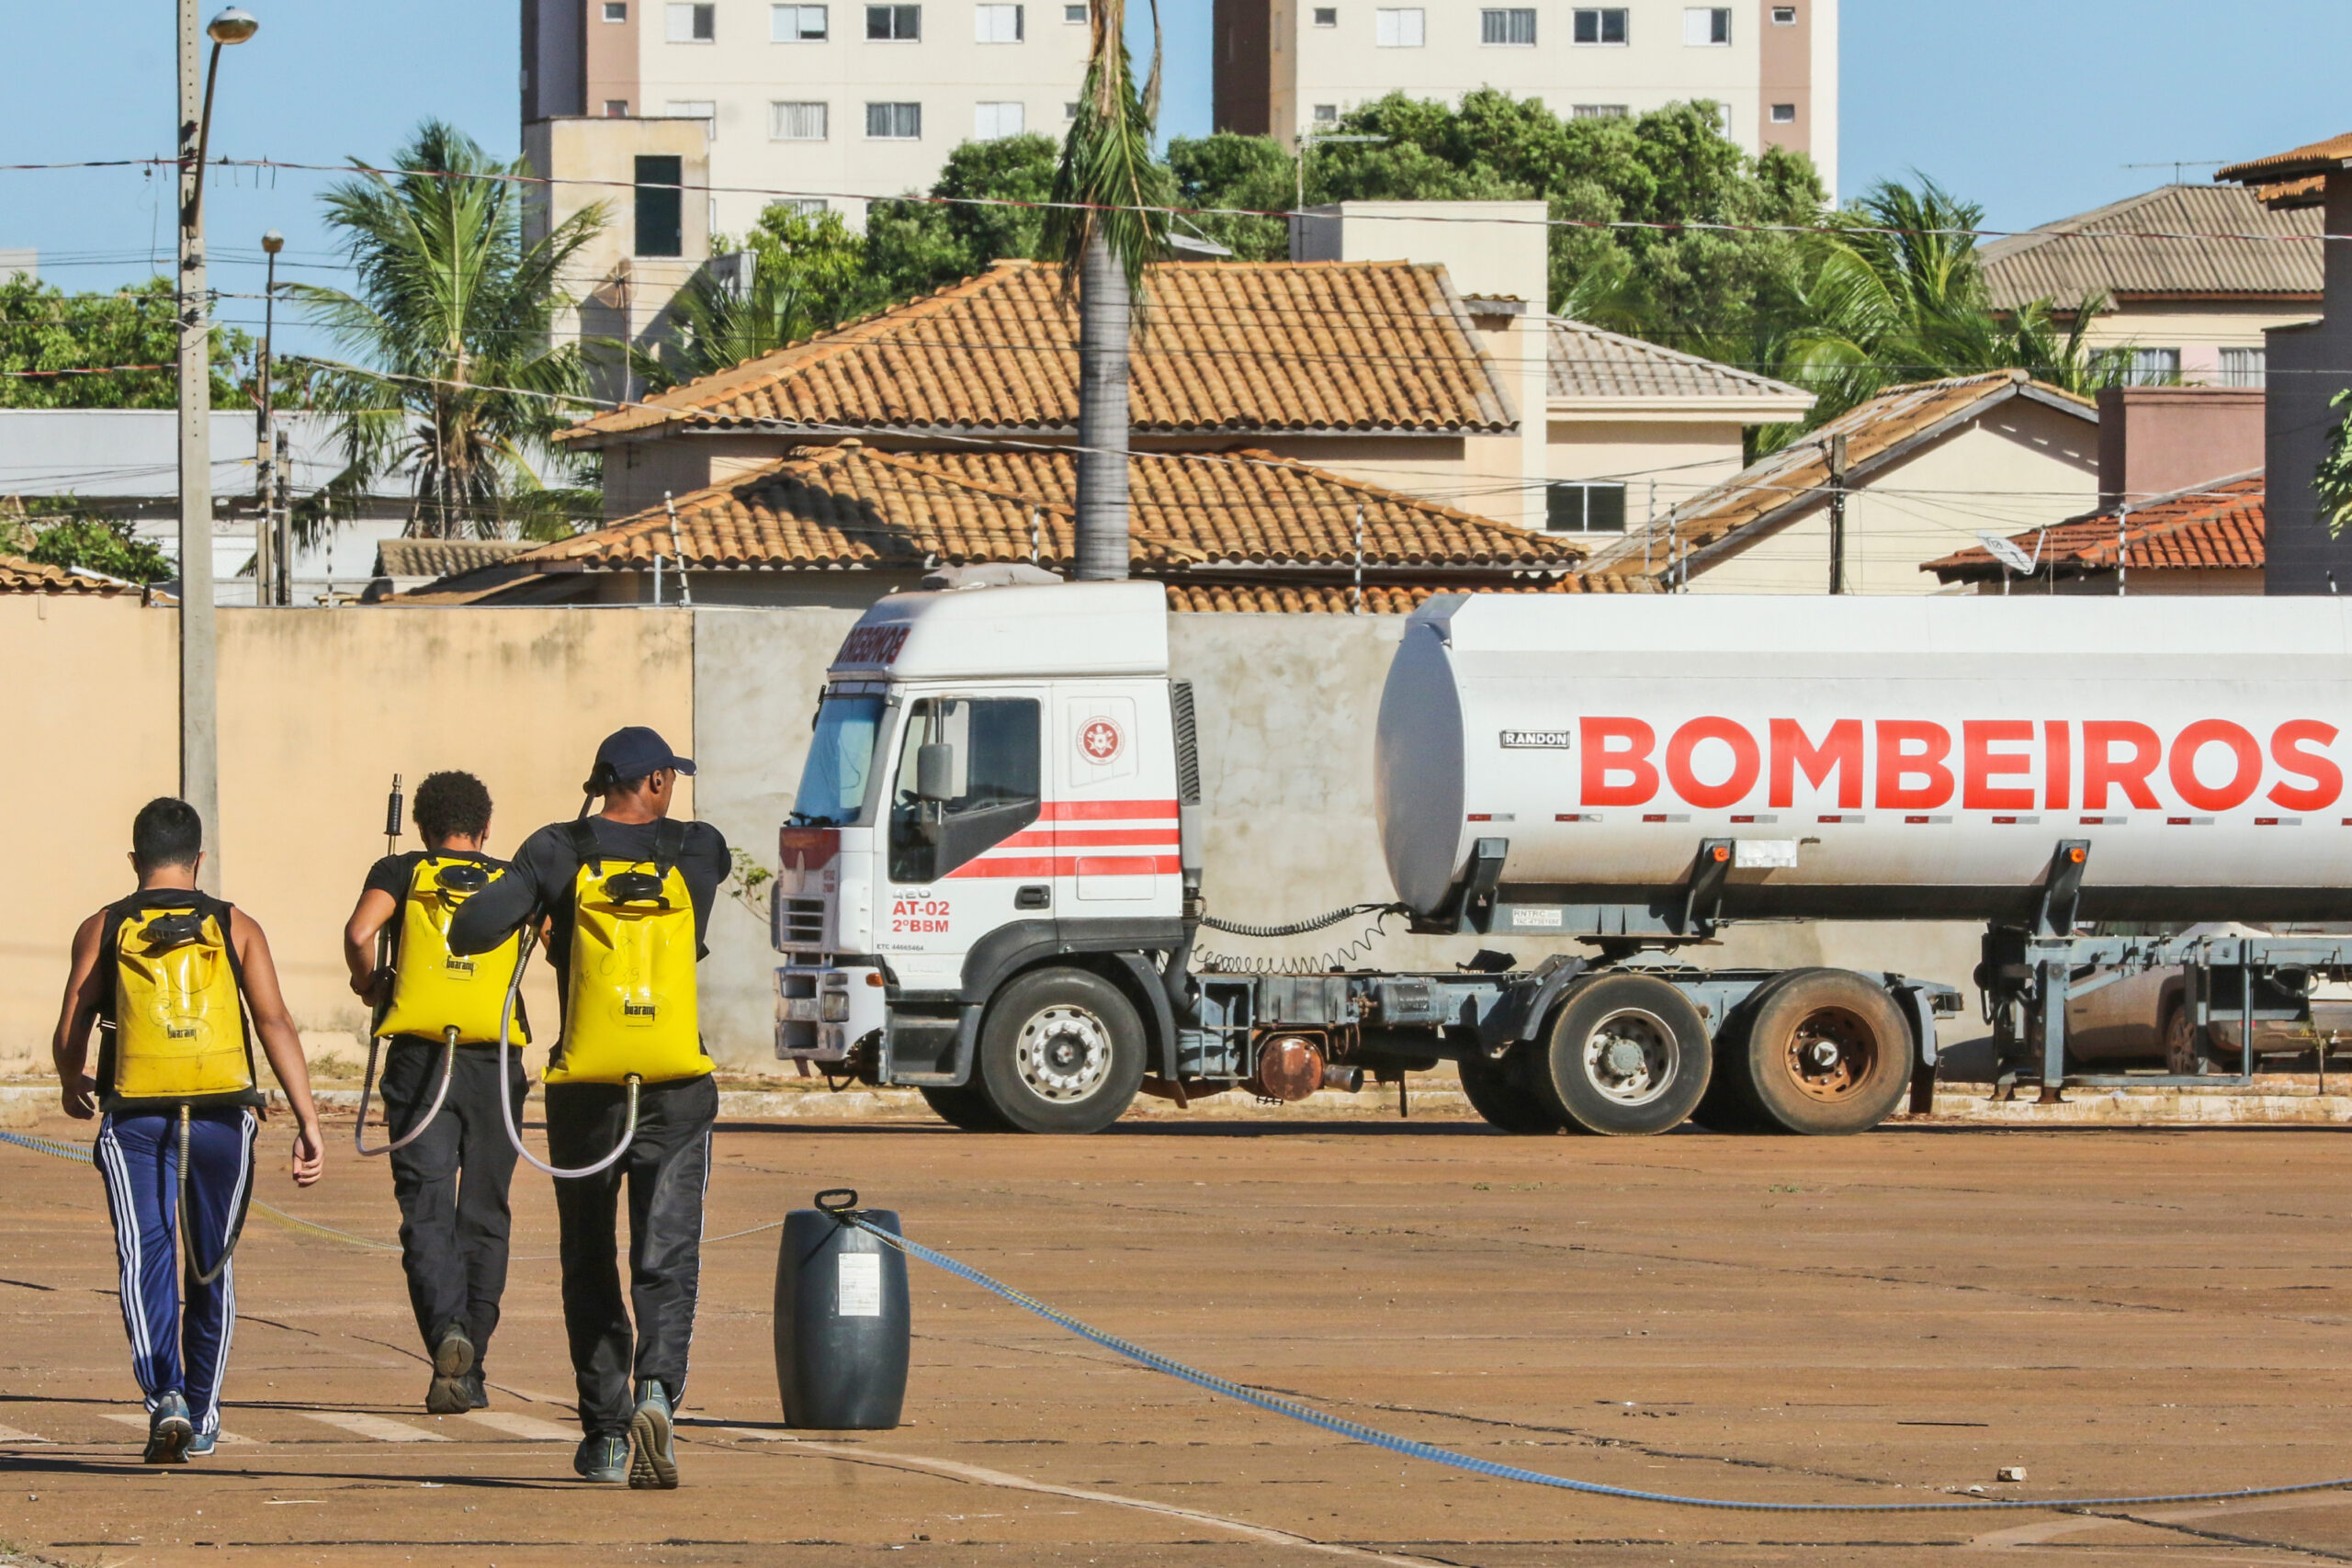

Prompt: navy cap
xmin=586 ymin=726 xmax=696 ymax=793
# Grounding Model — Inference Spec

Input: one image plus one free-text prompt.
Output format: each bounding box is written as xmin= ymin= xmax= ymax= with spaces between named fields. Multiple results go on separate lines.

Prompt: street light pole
xmin=255 ymin=229 xmax=281 ymax=606
xmin=175 ymin=4 xmax=255 ymax=890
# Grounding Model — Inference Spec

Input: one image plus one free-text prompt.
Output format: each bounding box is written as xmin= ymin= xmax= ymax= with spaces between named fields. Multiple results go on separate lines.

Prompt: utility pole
xmin=272 ymin=428 xmax=291 ymax=607
xmin=1826 ymin=434 xmax=1849 ymax=595
xmin=254 ymin=228 xmax=281 ymax=605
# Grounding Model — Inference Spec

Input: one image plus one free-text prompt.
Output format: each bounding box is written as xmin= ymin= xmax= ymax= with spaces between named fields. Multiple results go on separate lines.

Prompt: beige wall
xmin=0 ymin=603 xmax=694 ymax=1076
xmin=1690 ymin=404 xmax=2098 ymax=594
xmin=2077 ymin=300 xmax=2320 ymax=384
xmin=1546 ymin=418 xmax=1750 ymax=497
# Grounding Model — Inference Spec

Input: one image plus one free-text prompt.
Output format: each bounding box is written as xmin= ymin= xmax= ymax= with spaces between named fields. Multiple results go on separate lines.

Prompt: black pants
xmin=546 ymin=1072 xmax=717 ymax=1438
xmin=382 ymin=1039 xmax=525 ymax=1376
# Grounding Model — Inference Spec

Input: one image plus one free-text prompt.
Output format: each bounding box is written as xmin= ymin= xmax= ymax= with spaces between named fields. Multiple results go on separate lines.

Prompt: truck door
xmin=1052 ymin=683 xmax=1182 ymax=916
xmin=878 ymin=691 xmax=1045 ymax=990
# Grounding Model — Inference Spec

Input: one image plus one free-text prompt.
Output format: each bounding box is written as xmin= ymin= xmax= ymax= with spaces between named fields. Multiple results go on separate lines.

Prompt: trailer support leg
xmin=2034 ymin=944 xmax=2070 ymax=1105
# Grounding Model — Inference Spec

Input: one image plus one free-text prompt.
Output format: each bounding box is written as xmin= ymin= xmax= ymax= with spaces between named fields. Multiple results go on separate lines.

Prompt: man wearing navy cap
xmin=450 ymin=727 xmax=729 ymax=1489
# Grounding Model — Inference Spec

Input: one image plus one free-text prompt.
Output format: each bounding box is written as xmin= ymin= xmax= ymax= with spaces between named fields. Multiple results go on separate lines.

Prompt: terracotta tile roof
xmin=1578 ymin=371 xmax=2098 ymax=582
xmin=372 ymin=538 xmax=537 ymax=579
xmin=1547 ymin=319 xmax=1813 ymax=406
xmin=558 ymin=260 xmax=1516 ymax=446
xmin=0 ymin=553 xmax=140 ymax=595
xmin=510 ymin=442 xmax=1584 ymax=577
xmin=1980 ymin=186 xmax=2321 ymax=309
xmin=1924 ymin=473 xmax=2265 ymax=582
xmin=2256 ymin=174 xmax=2328 ymax=211
xmin=2218 ymin=133 xmax=2352 ymax=188
xmin=1166 ymin=578 xmax=1644 ymax=613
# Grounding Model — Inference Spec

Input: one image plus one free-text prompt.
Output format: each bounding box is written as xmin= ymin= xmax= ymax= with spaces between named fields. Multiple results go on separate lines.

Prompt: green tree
xmin=637 ymin=207 xmax=876 ymax=391
xmin=865 ymin=133 xmax=1063 ymax=300
xmin=0 ymin=499 xmax=175 ymax=582
xmin=291 ymin=121 xmax=607 ymax=540
xmin=0 ymin=275 xmax=256 ymax=411
xmin=1166 ymin=133 xmax=1292 ymax=261
xmin=2318 ymin=389 xmax=2352 ymax=538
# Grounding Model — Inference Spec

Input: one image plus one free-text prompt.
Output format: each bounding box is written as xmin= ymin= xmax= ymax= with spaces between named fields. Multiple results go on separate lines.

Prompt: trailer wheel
xmin=974 ymin=968 xmax=1146 ymax=1134
xmin=2161 ymin=1000 xmax=2224 ymax=1077
xmin=1457 ymin=1050 xmax=1565 ymax=1134
xmin=1528 ymin=975 xmax=1712 ymax=1136
xmin=919 ymin=1084 xmax=1013 ymax=1133
xmin=1723 ymin=969 xmax=1913 ymax=1135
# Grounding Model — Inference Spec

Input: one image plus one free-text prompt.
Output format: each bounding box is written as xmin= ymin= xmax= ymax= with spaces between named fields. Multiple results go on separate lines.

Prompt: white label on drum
xmin=837 ymin=1252 xmax=883 ymax=1317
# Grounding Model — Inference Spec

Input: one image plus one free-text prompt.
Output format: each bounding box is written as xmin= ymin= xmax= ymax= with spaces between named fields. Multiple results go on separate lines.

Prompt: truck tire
xmin=1528 ymin=975 xmax=1713 ymax=1136
xmin=919 ymin=1084 xmax=1012 ymax=1133
xmin=2161 ymin=999 xmax=2227 ymax=1077
xmin=1457 ymin=1050 xmax=1565 ymax=1134
xmin=974 ymin=967 xmax=1146 ymax=1134
xmin=1716 ymin=968 xmax=1913 ymax=1136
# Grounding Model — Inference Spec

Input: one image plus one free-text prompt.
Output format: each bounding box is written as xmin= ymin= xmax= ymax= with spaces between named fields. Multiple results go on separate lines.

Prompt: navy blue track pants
xmin=95 ymin=1108 xmax=258 ymax=1437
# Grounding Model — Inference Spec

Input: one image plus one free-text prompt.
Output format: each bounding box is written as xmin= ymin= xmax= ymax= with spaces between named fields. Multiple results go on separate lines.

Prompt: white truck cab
xmin=773 ymin=581 xmax=1197 ymax=1132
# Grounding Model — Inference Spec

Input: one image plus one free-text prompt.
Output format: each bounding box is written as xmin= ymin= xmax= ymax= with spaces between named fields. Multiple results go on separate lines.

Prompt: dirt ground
xmin=6 ymin=1104 xmax=2352 ymax=1566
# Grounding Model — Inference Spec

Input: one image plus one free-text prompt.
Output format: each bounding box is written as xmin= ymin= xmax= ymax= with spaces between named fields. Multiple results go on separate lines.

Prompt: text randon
xmin=1577 ymin=717 xmax=2344 ymax=813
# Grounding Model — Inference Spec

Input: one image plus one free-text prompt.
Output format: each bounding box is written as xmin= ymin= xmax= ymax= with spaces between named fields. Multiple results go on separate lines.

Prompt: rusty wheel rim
xmin=1781 ymin=1006 xmax=1878 ymax=1103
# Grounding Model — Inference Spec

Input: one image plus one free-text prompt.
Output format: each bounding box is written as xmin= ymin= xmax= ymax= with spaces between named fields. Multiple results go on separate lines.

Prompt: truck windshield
xmin=792 ymin=693 xmax=887 ymax=826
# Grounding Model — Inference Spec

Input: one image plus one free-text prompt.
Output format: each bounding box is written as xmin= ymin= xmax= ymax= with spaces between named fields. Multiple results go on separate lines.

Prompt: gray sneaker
xmin=143 ymin=1393 xmax=193 ymax=1465
xmin=426 ymin=1325 xmax=475 ymax=1416
xmin=187 ymin=1429 xmax=218 ymax=1459
xmin=628 ymin=1381 xmax=678 ymax=1490
xmin=573 ymin=1433 xmax=629 ymax=1483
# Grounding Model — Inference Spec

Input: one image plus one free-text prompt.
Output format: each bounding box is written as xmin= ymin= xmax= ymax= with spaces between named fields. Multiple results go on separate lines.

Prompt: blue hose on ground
xmin=847 ymin=1214 xmax=2352 ymax=1516
xmin=0 ymin=1127 xmax=400 ymax=1252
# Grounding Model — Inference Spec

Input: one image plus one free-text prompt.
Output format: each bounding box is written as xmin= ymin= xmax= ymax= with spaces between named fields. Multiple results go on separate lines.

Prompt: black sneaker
xmin=143 ymin=1392 xmax=193 ymax=1465
xmin=573 ymin=1433 xmax=629 ymax=1483
xmin=628 ymin=1380 xmax=678 ymax=1490
xmin=462 ymin=1371 xmax=489 ymax=1410
xmin=426 ymin=1325 xmax=475 ymax=1416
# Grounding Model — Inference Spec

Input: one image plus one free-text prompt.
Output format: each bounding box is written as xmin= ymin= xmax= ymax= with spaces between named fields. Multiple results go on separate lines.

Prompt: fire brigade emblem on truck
xmin=1080 ymin=717 xmax=1125 ymax=764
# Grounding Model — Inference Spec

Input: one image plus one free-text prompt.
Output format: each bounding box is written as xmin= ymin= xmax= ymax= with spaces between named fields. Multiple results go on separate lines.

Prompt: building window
xmin=2098 ymin=346 xmax=2182 ymax=387
xmin=1312 ymin=6 xmax=1337 ymax=23
xmin=772 ymin=100 xmax=830 ymax=140
xmin=1771 ymin=4 xmax=1795 ymax=19
xmin=604 ymin=1 xmax=628 ymax=18
xmin=1064 ymin=100 xmax=1080 ymax=119
xmin=1480 ymin=7 xmax=1535 ymax=44
xmin=1572 ymin=104 xmax=1629 ymax=118
xmin=1064 ymin=1 xmax=1085 ymax=17
xmin=773 ymin=4 xmax=830 ymax=38
xmin=975 ymin=100 xmax=1025 ymax=138
xmin=1548 ymin=481 xmax=1628 ymax=534
xmin=634 ymin=155 xmax=684 ymax=257
xmin=866 ymin=3 xmax=921 ymax=37
xmin=1572 ymin=8 xmax=1626 ymax=43
xmin=1770 ymin=102 xmax=1796 ymax=124
xmin=866 ymin=100 xmax=922 ymax=138
xmin=1374 ymin=7 xmax=1422 ymax=45
xmin=1683 ymin=6 xmax=1729 ymax=43
xmin=2219 ymin=346 xmax=2267 ymax=389
xmin=975 ymin=3 xmax=1023 ymax=39
xmin=666 ymin=99 xmax=717 ymax=138
xmin=667 ymin=2 xmax=716 ymax=39
xmin=1311 ymin=103 xmax=1339 ymax=124
xmin=604 ymin=98 xmax=630 ymax=116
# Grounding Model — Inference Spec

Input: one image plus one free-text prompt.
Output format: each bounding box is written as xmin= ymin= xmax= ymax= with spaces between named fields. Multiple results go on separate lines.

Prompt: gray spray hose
xmin=354 ymin=1025 xmax=458 ymax=1157
xmin=495 ymin=927 xmax=640 ymax=1179
xmin=177 ymin=1104 xmax=251 ymax=1288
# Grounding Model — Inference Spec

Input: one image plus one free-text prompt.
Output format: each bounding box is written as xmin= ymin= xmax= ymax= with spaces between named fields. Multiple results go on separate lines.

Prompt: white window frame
xmin=1480 ymin=6 xmax=1535 ymax=45
xmin=772 ymin=4 xmax=831 ymax=39
xmin=1063 ymin=1 xmax=1086 ymax=18
xmin=1571 ymin=7 xmax=1627 ymax=44
xmin=1571 ymin=103 xmax=1629 ymax=119
xmin=665 ymin=99 xmax=717 ymax=139
xmin=2219 ymin=346 xmax=2267 ymax=389
xmin=1311 ymin=5 xmax=1338 ymax=24
xmin=666 ymin=2 xmax=716 ymax=41
xmin=974 ymin=101 xmax=1025 ymax=138
xmin=603 ymin=1 xmax=628 ymax=20
xmin=771 ymin=100 xmax=830 ymax=140
xmin=603 ymin=98 xmax=630 ymax=117
xmin=1770 ymin=102 xmax=1796 ymax=124
xmin=1771 ymin=5 xmax=1796 ymax=20
xmin=1374 ymin=6 xmax=1422 ymax=44
xmin=865 ymin=3 xmax=922 ymax=38
xmin=974 ymin=3 xmax=1023 ymax=40
xmin=865 ymin=100 xmax=922 ymax=139
xmin=1311 ymin=103 xmax=1339 ymax=124
xmin=1682 ymin=6 xmax=1730 ymax=44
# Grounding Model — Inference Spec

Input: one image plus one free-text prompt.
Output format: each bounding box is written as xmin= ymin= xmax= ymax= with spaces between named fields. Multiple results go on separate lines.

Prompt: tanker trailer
xmin=770 ymin=582 xmax=2352 ymax=1136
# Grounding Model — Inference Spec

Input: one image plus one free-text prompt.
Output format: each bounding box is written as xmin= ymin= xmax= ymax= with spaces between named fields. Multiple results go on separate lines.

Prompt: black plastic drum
xmin=774 ymin=1199 xmax=910 ymax=1429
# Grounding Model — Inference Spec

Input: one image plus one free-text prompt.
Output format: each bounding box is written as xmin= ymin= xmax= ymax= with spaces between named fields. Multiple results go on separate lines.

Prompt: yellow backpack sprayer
xmin=356 ymin=774 xmax=534 ymax=1157
xmin=496 ymin=816 xmax=710 ymax=1179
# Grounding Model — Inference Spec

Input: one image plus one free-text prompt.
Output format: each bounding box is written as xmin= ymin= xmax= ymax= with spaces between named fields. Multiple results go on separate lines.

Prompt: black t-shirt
xmin=365 ymin=848 xmax=507 ymax=969
xmin=445 ymin=816 xmax=729 ymax=998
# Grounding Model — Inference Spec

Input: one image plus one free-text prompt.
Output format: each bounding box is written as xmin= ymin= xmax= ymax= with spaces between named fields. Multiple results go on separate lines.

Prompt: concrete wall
xmin=2097 ymin=386 xmax=2264 ymax=509
xmin=2267 ymin=175 xmax=2352 ymax=596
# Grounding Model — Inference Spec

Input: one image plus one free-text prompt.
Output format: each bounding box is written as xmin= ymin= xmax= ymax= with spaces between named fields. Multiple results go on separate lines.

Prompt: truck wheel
xmin=919 ymin=1084 xmax=1012 ymax=1133
xmin=2161 ymin=1001 xmax=2224 ymax=1077
xmin=1528 ymin=975 xmax=1712 ymax=1136
xmin=975 ymin=968 xmax=1146 ymax=1134
xmin=1457 ymin=1050 xmax=1564 ymax=1134
xmin=1723 ymin=969 xmax=1913 ymax=1135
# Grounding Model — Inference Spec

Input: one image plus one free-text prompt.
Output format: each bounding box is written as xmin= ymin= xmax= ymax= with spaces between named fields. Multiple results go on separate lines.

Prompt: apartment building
xmin=521 ymin=0 xmax=1093 ymax=234
xmin=1214 ymin=0 xmax=1835 ymax=187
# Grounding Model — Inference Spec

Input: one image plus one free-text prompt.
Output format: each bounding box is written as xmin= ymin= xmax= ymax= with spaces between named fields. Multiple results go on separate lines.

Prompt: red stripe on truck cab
xmin=945 ymin=854 xmax=1182 ymax=880
xmin=1040 ymin=799 xmax=1180 ymax=821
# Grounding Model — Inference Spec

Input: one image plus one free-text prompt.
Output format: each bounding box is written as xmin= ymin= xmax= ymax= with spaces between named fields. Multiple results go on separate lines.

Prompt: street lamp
xmin=177 ymin=2 xmax=257 ymax=891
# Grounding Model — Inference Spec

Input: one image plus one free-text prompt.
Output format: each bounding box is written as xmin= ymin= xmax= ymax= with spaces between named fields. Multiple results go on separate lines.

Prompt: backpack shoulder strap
xmin=566 ymin=818 xmax=603 ymax=878
xmin=95 ymin=899 xmax=137 ymax=1022
xmin=653 ymin=818 xmax=687 ymax=879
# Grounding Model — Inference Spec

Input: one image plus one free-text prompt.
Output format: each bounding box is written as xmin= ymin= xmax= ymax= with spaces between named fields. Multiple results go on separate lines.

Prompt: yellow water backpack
xmin=376 ymin=854 xmax=530 ymax=1046
xmin=103 ymin=893 xmax=260 ymax=1110
xmin=546 ymin=818 xmax=709 ymax=1086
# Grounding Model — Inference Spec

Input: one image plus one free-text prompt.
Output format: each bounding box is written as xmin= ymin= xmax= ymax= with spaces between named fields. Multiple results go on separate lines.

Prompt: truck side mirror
xmin=914 ymin=742 xmax=956 ymax=803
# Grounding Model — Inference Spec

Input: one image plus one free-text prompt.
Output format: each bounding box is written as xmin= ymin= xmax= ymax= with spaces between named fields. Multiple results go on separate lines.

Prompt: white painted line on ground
xmin=722 ymin=1427 xmax=801 ymax=1441
xmin=300 ymin=1411 xmax=447 ymax=1443
xmin=459 ymin=1411 xmax=576 ymax=1441
xmin=96 ymin=1413 xmax=256 ymax=1444
xmin=0 ymin=1422 xmax=50 ymax=1444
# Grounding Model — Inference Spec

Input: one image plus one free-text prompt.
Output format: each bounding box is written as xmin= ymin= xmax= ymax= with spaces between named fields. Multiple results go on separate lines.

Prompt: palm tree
xmin=292 ymin=121 xmax=607 ymax=540
xmin=1042 ymin=0 xmax=1170 ymax=581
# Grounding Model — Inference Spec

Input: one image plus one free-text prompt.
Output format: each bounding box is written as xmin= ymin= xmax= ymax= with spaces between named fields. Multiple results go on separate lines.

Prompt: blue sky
xmin=5 ymin=0 xmax=2350 ymax=349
